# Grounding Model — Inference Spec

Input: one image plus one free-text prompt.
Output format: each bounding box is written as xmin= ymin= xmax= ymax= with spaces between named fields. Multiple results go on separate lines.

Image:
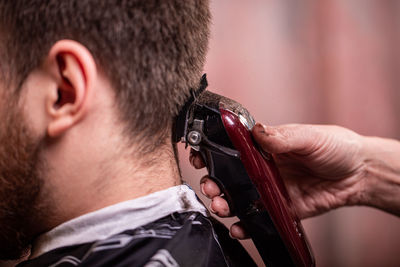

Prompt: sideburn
xmin=0 ymin=98 xmax=47 ymax=260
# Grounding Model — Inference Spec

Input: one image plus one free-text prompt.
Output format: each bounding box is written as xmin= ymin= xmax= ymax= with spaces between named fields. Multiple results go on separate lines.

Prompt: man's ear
xmin=46 ymin=40 xmax=97 ymax=137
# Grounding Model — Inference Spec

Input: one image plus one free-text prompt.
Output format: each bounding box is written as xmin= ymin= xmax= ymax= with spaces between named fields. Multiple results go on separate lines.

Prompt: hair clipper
xmin=173 ymin=75 xmax=315 ymax=267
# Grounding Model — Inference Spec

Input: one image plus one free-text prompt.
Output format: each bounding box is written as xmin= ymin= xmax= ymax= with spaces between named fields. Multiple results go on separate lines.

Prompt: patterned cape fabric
xmin=18 ymin=212 xmax=256 ymax=267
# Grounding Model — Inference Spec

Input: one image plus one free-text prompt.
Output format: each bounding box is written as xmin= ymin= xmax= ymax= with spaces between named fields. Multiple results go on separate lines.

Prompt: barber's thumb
xmin=252 ymin=123 xmax=296 ymax=154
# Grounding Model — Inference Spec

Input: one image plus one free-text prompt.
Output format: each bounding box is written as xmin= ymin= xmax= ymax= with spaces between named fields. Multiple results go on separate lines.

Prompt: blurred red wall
xmin=180 ymin=1 xmax=400 ymax=266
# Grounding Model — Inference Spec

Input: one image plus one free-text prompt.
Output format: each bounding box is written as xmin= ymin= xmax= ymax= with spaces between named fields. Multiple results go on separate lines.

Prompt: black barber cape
xmin=19 ymin=211 xmax=256 ymax=267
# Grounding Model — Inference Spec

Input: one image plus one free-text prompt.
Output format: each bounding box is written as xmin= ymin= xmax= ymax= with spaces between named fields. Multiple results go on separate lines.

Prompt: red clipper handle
xmin=220 ymin=108 xmax=315 ymax=267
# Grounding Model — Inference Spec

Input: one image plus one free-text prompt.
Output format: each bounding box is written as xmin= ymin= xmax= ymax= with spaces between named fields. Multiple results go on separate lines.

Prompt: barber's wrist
xmin=359 ymin=136 xmax=400 ymax=215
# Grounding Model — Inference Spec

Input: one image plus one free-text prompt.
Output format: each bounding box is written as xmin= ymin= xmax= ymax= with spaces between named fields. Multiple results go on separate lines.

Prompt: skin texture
xmin=0 ymin=40 xmax=181 ymax=260
xmin=192 ymin=123 xmax=400 ymax=239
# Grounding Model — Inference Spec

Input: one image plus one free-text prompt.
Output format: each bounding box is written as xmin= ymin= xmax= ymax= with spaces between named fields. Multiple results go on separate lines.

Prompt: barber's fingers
xmin=200 ymin=176 xmax=232 ymax=217
xmin=189 ymin=149 xmax=206 ymax=169
xmin=252 ymin=123 xmax=316 ymax=154
xmin=200 ymin=176 xmax=221 ymax=198
xmin=230 ymin=222 xmax=249 ymax=239
xmin=199 ymin=177 xmax=249 ymax=238
xmin=209 ymin=195 xmax=232 ymax=217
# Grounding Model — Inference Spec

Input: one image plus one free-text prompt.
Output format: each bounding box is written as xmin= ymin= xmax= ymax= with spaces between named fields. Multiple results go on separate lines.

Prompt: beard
xmin=0 ymin=97 xmax=45 ymax=260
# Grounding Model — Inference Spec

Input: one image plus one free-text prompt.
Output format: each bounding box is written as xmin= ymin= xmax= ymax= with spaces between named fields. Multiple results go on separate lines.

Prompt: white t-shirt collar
xmin=30 ymin=184 xmax=207 ymax=259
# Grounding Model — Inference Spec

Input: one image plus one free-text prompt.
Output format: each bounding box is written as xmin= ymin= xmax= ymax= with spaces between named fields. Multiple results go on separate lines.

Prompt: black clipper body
xmin=174 ymin=75 xmax=315 ymax=267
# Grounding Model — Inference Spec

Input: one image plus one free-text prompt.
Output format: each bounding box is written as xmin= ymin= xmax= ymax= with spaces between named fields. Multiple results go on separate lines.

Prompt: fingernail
xmin=261 ymin=124 xmax=268 ymax=131
xmin=255 ymin=123 xmax=266 ymax=132
xmin=194 ymin=156 xmax=201 ymax=167
xmin=256 ymin=123 xmax=274 ymax=137
xmin=189 ymin=154 xmax=195 ymax=166
xmin=200 ymin=182 xmax=206 ymax=196
xmin=209 ymin=201 xmax=216 ymax=213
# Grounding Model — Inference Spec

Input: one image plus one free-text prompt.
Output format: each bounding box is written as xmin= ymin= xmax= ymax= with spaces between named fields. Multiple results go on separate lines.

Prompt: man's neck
xmin=41 ymin=138 xmax=181 ymax=233
xmin=30 ymin=184 xmax=206 ymax=259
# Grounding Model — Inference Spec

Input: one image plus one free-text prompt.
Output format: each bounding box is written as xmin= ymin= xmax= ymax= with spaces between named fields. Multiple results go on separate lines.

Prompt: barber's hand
xmin=190 ymin=123 xmax=368 ymax=239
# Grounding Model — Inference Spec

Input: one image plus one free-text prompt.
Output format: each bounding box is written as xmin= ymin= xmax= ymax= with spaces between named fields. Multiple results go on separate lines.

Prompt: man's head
xmin=0 ymin=0 xmax=210 ymax=151
xmin=0 ymin=0 xmax=210 ymax=260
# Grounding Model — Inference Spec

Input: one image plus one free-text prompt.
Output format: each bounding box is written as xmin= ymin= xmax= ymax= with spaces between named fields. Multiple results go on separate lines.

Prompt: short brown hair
xmin=0 ymin=0 xmax=210 ymax=152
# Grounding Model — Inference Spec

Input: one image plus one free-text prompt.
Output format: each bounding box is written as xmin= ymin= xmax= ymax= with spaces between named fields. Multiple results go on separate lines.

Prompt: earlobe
xmin=46 ymin=40 xmax=97 ymax=137
xmin=48 ymin=116 xmax=75 ymax=137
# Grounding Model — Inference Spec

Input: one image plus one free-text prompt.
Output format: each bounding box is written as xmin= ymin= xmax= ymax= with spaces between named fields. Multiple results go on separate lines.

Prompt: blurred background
xmin=179 ymin=0 xmax=400 ymax=266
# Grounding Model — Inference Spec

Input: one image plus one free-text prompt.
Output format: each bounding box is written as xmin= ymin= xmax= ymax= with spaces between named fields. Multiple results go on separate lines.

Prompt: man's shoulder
xmin=20 ymin=211 xmax=256 ymax=267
